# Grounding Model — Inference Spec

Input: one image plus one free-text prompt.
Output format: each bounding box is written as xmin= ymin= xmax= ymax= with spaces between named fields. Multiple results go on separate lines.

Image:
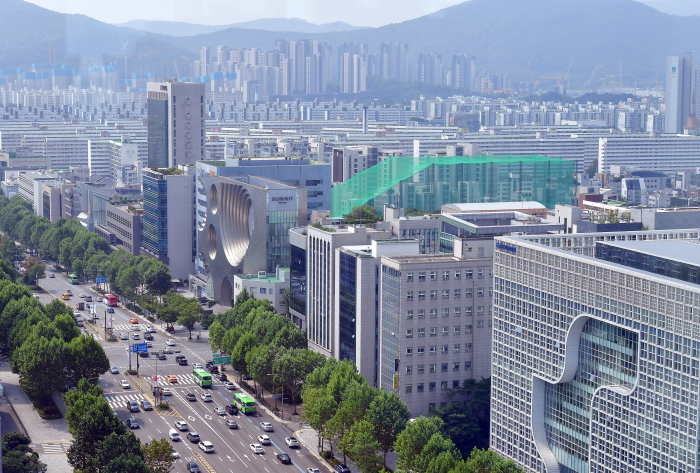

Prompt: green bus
xmin=234 ymin=393 xmax=256 ymax=414
xmin=193 ymin=368 xmax=212 ymax=387
xmin=68 ymin=274 xmax=79 ymax=284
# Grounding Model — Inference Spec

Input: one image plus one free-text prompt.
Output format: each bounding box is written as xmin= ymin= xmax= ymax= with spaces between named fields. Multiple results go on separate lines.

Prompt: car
xmin=140 ymin=400 xmax=153 ymax=411
xmin=132 ymin=334 xmax=140 ymax=340
xmin=96 ymin=297 xmax=102 ymax=302
xmin=186 ymin=432 xmax=200 ymax=442
xmin=73 ymin=311 xmax=81 ymax=317
xmin=77 ymin=320 xmax=83 ymax=327
xmin=167 ymin=375 xmax=178 ymax=383
xmin=49 ymin=274 xmax=55 ymax=278
xmin=218 ymin=373 xmax=228 ymax=381
xmin=132 ymin=324 xmax=140 ymax=331
xmin=163 ymin=347 xmax=173 ymax=354
xmin=193 ymin=363 xmax=202 ymax=369
xmin=259 ymin=422 xmax=273 ymax=432
xmin=335 ymin=465 xmax=351 ymax=473
xmin=66 ymin=290 xmax=72 ymax=295
xmin=209 ymin=366 xmax=219 ymax=374
xmin=187 ymin=462 xmax=200 ymax=472
xmin=257 ymin=435 xmax=271 ymax=445
xmin=85 ymin=296 xmax=92 ymax=302
xmin=120 ymin=380 xmax=130 ymax=389
xmin=200 ymin=393 xmax=212 ymax=402
xmin=175 ymin=420 xmax=188 ymax=431
xmin=110 ymin=366 xmax=119 ymax=374
xmin=214 ymin=406 xmax=226 ymax=416
xmin=144 ymin=333 xmax=153 ymax=340
xmin=120 ymin=333 xmax=128 ymax=340
xmin=32 ymin=294 xmax=40 ymax=299
xmin=158 ymin=353 xmax=166 ymax=360
xmin=307 ymin=469 xmax=321 ymax=473
xmin=224 ymin=381 xmax=235 ymax=390
xmin=178 ymin=358 xmax=188 ymax=366
xmin=186 ymin=393 xmax=196 ymax=402
xmin=249 ymin=444 xmax=264 ymax=454
xmin=166 ymin=339 xmax=175 ymax=346
xmin=285 ymin=437 xmax=300 ymax=448
xmin=126 ymin=418 xmax=139 ymax=429
xmin=129 ymin=317 xmax=138 ymax=324
xmin=128 ymin=400 xmax=139 ymax=412
xmin=225 ymin=404 xmax=238 ymax=415
xmin=205 ymin=360 xmax=213 ymax=368
xmin=107 ymin=308 xmax=114 ymax=313
xmin=171 ymin=448 xmax=180 ymax=459
xmin=146 ymin=325 xmax=155 ymax=333
xmin=198 ymin=441 xmax=214 ymax=453
xmin=168 ymin=429 xmax=180 ymax=441
xmin=79 ymin=293 xmax=86 ymax=298
xmin=62 ymin=293 xmax=70 ymax=300
xmin=277 ymin=453 xmax=292 ymax=464
xmin=146 ymin=341 xmax=152 ymax=347
xmin=175 ymin=355 xmax=185 ymax=362
xmin=139 ymin=351 xmax=149 ymax=358
xmin=225 ymin=419 xmax=238 ymax=429
xmin=162 ymin=387 xmax=172 ymax=396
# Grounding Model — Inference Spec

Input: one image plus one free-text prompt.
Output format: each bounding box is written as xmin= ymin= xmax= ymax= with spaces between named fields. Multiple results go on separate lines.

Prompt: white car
xmin=214 ymin=407 xmax=226 ymax=416
xmin=120 ymin=380 xmax=130 ymax=389
xmin=132 ymin=334 xmax=140 ymax=340
xmin=49 ymin=274 xmax=55 ymax=278
xmin=193 ymin=363 xmax=202 ymax=369
xmin=249 ymin=444 xmax=264 ymax=454
xmin=198 ymin=441 xmax=214 ymax=453
xmin=175 ymin=420 xmax=188 ymax=431
xmin=163 ymin=347 xmax=173 ymax=354
xmin=110 ymin=366 xmax=119 ymax=374
xmin=224 ymin=381 xmax=235 ymax=390
xmin=162 ymin=387 xmax=172 ymax=396
xmin=73 ymin=311 xmax=81 ymax=317
xmin=307 ymin=469 xmax=321 ymax=473
xmin=171 ymin=448 xmax=179 ymax=459
xmin=146 ymin=341 xmax=152 ymax=347
xmin=166 ymin=339 xmax=175 ymax=346
xmin=96 ymin=297 xmax=102 ymax=302
xmin=257 ymin=435 xmax=271 ymax=445
xmin=285 ymin=437 xmax=299 ymax=448
xmin=119 ymin=333 xmax=128 ymax=340
xmin=200 ymin=393 xmax=212 ymax=402
xmin=132 ymin=325 xmax=140 ymax=331
xmin=259 ymin=422 xmax=273 ymax=432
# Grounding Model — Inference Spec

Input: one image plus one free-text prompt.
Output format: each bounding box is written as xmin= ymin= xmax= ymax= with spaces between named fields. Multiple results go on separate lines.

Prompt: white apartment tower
xmin=666 ymin=53 xmax=693 ymax=134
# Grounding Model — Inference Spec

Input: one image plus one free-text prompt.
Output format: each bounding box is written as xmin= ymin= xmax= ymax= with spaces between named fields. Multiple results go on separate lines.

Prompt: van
xmin=169 ymin=429 xmax=180 ymax=441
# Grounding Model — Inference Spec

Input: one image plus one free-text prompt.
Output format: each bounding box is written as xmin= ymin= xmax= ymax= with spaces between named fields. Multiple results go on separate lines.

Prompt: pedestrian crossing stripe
xmin=39 ymin=441 xmax=71 ymax=454
xmin=145 ymin=375 xmax=198 ymax=387
xmin=104 ymin=393 xmax=145 ymax=409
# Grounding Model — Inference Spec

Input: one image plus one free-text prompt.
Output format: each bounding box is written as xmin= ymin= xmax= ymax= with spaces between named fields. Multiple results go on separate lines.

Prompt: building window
xmin=442 ymin=289 xmax=449 ymax=299
xmin=407 ymin=291 xmax=413 ymax=301
xmin=429 ymin=364 xmax=436 ymax=373
xmin=454 ymin=289 xmax=461 ymax=298
xmin=442 ymin=308 xmax=449 ymax=317
xmin=260 ymin=288 xmax=267 ymax=294
xmin=406 ymin=347 xmax=413 ymax=355
xmin=417 ymin=365 xmax=425 ymax=374
xmin=453 ymin=344 xmax=460 ymax=353
xmin=407 ymin=310 xmax=413 ymax=319
xmin=418 ymin=309 xmax=425 ymax=319
xmin=465 ymin=343 xmax=472 ymax=352
xmin=418 ymin=272 xmax=426 ymax=282
xmin=453 ymin=362 xmax=460 ymax=372
xmin=441 ymin=363 xmax=448 ymax=372
xmin=417 ymin=347 xmax=425 ymax=355
xmin=477 ymin=306 xmax=484 ymax=316
xmin=466 ymin=270 xmax=473 ymax=279
xmin=454 ymin=326 xmax=460 ymax=334
xmin=407 ymin=272 xmax=414 ymax=282
xmin=489 ymin=287 xmax=493 ymax=297
xmin=443 ymin=271 xmax=449 ymax=280
xmin=250 ymin=287 xmax=257 ymax=293
xmin=489 ymin=268 xmax=493 ymax=278
xmin=430 ymin=290 xmax=438 ymax=300
xmin=429 ymin=382 xmax=436 ymax=392
xmin=430 ymin=327 xmax=437 ymax=337
xmin=441 ymin=345 xmax=448 ymax=354
xmin=441 ymin=381 xmax=448 ymax=390
xmin=430 ymin=271 xmax=437 ymax=281
xmin=465 ymin=361 xmax=471 ymax=369
xmin=454 ymin=307 xmax=461 ymax=316
xmin=430 ymin=309 xmax=437 ymax=318
xmin=453 ymin=380 xmax=460 ymax=389
xmin=478 ymin=269 xmax=484 ymax=279
xmin=465 ymin=288 xmax=473 ymax=298
xmin=465 ymin=307 xmax=473 ymax=316
xmin=465 ymin=325 xmax=472 ymax=334
xmin=405 ymin=365 xmax=412 ymax=375
xmin=429 ymin=346 xmax=436 ymax=355
xmin=406 ymin=329 xmax=413 ymax=338
xmin=417 ymin=328 xmax=425 ymax=338
xmin=488 ymin=320 xmax=492 ymax=327
xmin=405 ymin=384 xmax=412 ymax=393
xmin=477 ymin=288 xmax=484 ymax=297
xmin=454 ymin=270 xmax=461 ymax=280
xmin=477 ymin=320 xmax=484 ymax=328
xmin=417 ymin=383 xmax=424 ymax=393
xmin=442 ymin=326 xmax=449 ymax=336
xmin=418 ymin=291 xmax=426 ymax=300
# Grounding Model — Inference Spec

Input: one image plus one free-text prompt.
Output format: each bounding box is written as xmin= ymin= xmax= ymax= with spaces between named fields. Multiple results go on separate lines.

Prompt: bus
xmin=68 ymin=274 xmax=79 ymax=284
xmin=193 ymin=368 xmax=212 ymax=387
xmin=234 ymin=393 xmax=257 ymax=414
xmin=104 ymin=294 xmax=118 ymax=307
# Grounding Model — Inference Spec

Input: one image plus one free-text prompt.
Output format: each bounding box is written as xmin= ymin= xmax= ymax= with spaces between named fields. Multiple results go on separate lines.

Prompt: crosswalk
xmin=146 ymin=374 xmax=199 ymax=387
xmin=105 ymin=393 xmax=146 ymax=409
xmin=34 ymin=441 xmax=72 ymax=455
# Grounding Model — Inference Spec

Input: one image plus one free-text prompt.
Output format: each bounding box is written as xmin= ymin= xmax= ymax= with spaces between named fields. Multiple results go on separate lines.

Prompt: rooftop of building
xmin=235 ymin=268 xmax=289 ymax=283
xmin=442 ymin=201 xmax=546 ymax=212
xmin=442 ymin=210 xmax=565 ymax=235
xmin=597 ymin=240 xmax=700 ymax=267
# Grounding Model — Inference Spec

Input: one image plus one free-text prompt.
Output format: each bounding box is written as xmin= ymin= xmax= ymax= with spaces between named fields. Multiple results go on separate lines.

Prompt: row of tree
xmin=2 ymin=432 xmax=46 ymax=473
xmin=65 ymin=379 xmax=174 ymax=473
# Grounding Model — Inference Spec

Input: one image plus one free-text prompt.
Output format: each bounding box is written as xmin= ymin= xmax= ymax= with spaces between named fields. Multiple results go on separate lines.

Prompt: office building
xmin=94 ymin=202 xmax=143 ymax=255
xmin=383 ymin=205 xmax=441 ymax=254
xmin=142 ymin=167 xmax=196 ymax=280
xmin=666 ymin=53 xmax=693 ymax=134
xmin=490 ymin=228 xmax=700 ymax=473
xmin=233 ymin=266 xmax=290 ymax=314
xmin=147 ymin=80 xmax=206 ymax=168
xmin=194 ymin=175 xmax=306 ymax=305
xmin=17 ymin=170 xmax=60 ymax=217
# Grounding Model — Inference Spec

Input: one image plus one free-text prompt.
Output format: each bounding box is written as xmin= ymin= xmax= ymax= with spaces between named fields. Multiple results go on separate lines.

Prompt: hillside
xmin=3 ymin=0 xmax=700 ymax=85
xmin=114 ymin=18 xmax=368 ymax=36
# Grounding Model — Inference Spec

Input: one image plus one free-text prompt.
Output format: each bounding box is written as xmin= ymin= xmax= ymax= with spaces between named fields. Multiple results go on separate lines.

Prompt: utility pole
xmin=267 ymin=373 xmax=284 ymax=420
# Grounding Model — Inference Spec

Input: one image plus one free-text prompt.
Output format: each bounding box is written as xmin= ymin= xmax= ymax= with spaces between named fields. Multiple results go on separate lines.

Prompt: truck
xmin=75 ymin=302 xmax=84 ymax=311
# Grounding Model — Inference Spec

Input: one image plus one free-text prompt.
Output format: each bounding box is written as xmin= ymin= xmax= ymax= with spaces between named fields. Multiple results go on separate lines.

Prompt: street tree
xmin=105 ymin=454 xmax=150 ymax=473
xmin=63 ymin=378 xmax=104 ymax=408
xmin=53 ymin=313 xmax=81 ymax=342
xmin=177 ymin=303 xmax=199 ymax=339
xmin=208 ymin=321 xmax=226 ymax=354
xmin=340 ymin=420 xmax=381 ymax=473
xmin=118 ymin=266 xmax=142 ymax=303
xmin=29 ymin=262 xmax=45 ymax=285
xmin=301 ymin=387 xmax=337 ymax=451
xmin=12 ymin=336 xmax=67 ymax=403
xmin=365 ymin=389 xmax=411 ymax=467
xmin=395 ymin=416 xmax=446 ymax=473
xmin=44 ymin=299 xmax=70 ymax=321
xmin=449 ymin=448 xmax=524 ymax=473
xmin=95 ymin=431 xmax=143 ymax=470
xmin=66 ymin=400 xmax=128 ymax=472
xmin=281 ymin=287 xmax=290 ymax=315
xmin=144 ymin=262 xmax=172 ymax=299
xmin=142 ymin=436 xmax=176 ymax=473
xmin=67 ymin=335 xmax=110 ymax=383
xmin=276 ymin=348 xmax=325 ymax=415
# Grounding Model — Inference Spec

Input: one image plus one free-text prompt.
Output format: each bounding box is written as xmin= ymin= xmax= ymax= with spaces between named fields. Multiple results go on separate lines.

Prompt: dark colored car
xmin=176 ymin=355 xmax=185 ymax=361
xmin=178 ymin=358 xmax=188 ymax=365
xmin=187 ymin=393 xmax=196 ymax=402
xmin=225 ymin=404 xmax=238 ymax=415
xmin=277 ymin=453 xmax=292 ymax=464
xmin=158 ymin=353 xmax=167 ymax=360
xmin=140 ymin=400 xmax=153 ymax=411
xmin=335 ymin=465 xmax=351 ymax=473
xmin=144 ymin=333 xmax=153 ymax=340
xmin=218 ymin=373 xmax=227 ymax=381
xmin=209 ymin=366 xmax=219 ymax=374
xmin=187 ymin=463 xmax=200 ymax=472
xmin=139 ymin=352 xmax=149 ymax=358
xmin=205 ymin=360 xmax=213 ymax=368
xmin=107 ymin=307 xmax=114 ymax=313
xmin=125 ymin=418 xmax=139 ymax=429
xmin=186 ymin=432 xmax=200 ymax=442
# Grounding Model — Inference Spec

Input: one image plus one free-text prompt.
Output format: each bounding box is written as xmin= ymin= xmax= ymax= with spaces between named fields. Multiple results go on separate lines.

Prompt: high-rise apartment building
xmin=146 ymin=80 xmax=206 ymax=168
xmin=380 ymin=42 xmax=409 ymax=81
xmin=451 ymin=53 xmax=474 ymax=90
xmin=491 ymin=229 xmax=700 ymax=473
xmin=665 ymin=53 xmax=693 ymax=134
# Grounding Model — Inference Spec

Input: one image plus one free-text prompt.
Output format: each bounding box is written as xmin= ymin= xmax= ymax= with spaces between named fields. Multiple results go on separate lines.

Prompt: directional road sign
xmin=212 ymin=355 xmax=231 ymax=365
xmin=95 ymin=277 xmax=106 ymax=284
xmin=132 ymin=343 xmax=148 ymax=353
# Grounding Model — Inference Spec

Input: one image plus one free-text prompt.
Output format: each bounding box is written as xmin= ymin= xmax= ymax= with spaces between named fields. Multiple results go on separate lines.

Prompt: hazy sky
xmin=26 ymin=0 xmax=472 ymax=27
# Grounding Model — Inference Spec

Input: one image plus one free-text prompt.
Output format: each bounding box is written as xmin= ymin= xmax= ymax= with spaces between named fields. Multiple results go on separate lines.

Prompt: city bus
xmin=68 ymin=274 xmax=79 ymax=284
xmin=104 ymin=294 xmax=118 ymax=307
xmin=234 ymin=393 xmax=257 ymax=414
xmin=193 ymin=368 xmax=213 ymax=387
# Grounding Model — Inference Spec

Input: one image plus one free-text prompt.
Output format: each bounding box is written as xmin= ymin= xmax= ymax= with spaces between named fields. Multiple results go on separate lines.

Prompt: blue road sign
xmin=132 ymin=343 xmax=148 ymax=353
xmin=271 ymin=395 xmax=282 ymax=398
xmin=96 ymin=277 xmax=106 ymax=284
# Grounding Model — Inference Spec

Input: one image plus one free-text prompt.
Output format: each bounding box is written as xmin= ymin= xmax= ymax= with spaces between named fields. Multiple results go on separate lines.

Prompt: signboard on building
xmin=268 ymin=189 xmax=297 ymax=211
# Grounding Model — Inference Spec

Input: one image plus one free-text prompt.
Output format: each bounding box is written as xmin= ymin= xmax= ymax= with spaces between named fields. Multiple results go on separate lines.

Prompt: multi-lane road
xmin=36 ymin=267 xmax=325 ymax=473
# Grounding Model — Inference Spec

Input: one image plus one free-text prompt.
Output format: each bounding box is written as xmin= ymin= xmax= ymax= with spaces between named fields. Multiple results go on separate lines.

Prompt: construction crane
xmin=601 ymin=75 xmax=614 ymax=93
xmin=52 ymin=47 xmax=65 ymax=69
xmin=527 ymin=62 xmax=539 ymax=90
xmin=566 ymin=63 xmax=572 ymax=95
xmin=609 ymin=73 xmax=635 ymax=94
xmin=581 ymin=65 xmax=601 ymax=95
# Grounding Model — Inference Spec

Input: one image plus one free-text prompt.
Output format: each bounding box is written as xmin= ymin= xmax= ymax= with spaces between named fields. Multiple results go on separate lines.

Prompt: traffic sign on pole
xmin=96 ymin=277 xmax=106 ymax=284
xmin=132 ymin=343 xmax=148 ymax=353
xmin=213 ymin=355 xmax=231 ymax=365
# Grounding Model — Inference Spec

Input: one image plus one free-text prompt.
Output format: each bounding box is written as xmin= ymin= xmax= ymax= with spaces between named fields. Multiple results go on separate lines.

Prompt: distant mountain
xmin=114 ymin=18 xmax=368 ymax=36
xmin=4 ymin=0 xmax=700 ymax=86
xmin=641 ymin=0 xmax=700 ymax=17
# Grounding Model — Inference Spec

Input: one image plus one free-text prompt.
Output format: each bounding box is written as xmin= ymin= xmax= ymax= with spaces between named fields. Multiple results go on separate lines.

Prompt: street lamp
xmin=267 ymin=373 xmax=284 ymax=420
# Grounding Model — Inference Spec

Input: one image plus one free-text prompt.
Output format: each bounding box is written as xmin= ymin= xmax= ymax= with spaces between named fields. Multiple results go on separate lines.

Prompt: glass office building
xmin=147 ymin=96 xmax=168 ymax=169
xmin=491 ymin=231 xmax=700 ymax=473
xmin=142 ymin=170 xmax=169 ymax=259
